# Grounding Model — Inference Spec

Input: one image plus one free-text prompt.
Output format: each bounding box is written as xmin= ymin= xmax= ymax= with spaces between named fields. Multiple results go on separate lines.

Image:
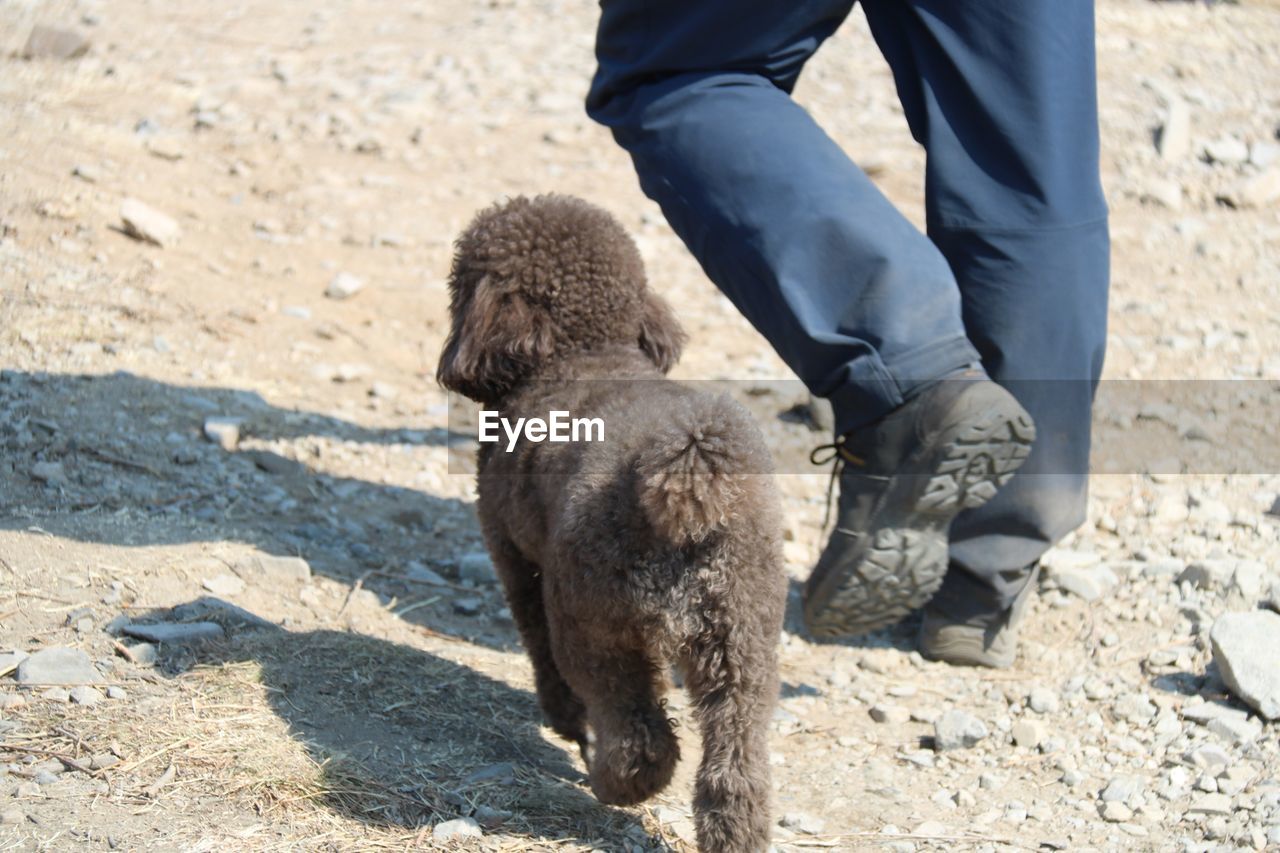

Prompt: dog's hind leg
xmin=681 ymin=619 xmax=779 ymax=853
xmin=489 ymin=542 xmax=587 ymax=749
xmin=556 ymin=634 xmax=679 ymax=806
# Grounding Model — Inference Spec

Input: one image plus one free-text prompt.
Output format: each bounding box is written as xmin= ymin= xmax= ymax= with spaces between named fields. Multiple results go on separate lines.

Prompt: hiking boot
xmin=918 ymin=563 xmax=1041 ymax=669
xmin=802 ymin=376 xmax=1035 ymax=638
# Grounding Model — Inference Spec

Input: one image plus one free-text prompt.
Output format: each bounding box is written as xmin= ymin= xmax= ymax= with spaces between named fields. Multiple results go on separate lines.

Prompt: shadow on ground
xmin=0 ymin=369 xmax=524 ymax=645
xmin=159 ymin=619 xmax=658 ymax=847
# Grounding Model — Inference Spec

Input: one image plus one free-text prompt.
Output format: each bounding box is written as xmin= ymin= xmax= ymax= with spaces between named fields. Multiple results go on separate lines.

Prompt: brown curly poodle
xmin=437 ymin=194 xmax=786 ymax=852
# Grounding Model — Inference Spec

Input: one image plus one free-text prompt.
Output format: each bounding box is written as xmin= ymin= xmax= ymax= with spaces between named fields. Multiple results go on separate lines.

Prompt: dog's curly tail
xmin=635 ymin=394 xmax=760 ymax=544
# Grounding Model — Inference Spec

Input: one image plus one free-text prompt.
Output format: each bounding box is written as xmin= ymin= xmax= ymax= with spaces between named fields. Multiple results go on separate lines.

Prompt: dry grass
xmin=3 ymin=628 xmax=678 ymax=851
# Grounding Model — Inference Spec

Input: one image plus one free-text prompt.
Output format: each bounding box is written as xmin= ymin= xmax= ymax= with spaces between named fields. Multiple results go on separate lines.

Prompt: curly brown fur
xmin=437 ymin=195 xmax=786 ymax=852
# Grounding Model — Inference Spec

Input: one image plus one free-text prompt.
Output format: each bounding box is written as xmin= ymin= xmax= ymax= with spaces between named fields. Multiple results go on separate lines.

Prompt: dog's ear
xmin=437 ymin=276 xmax=557 ymax=403
xmin=637 ymin=289 xmax=686 ymax=374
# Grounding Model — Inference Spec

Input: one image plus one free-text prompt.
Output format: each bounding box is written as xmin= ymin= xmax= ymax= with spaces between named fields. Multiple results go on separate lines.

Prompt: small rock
xmin=1049 ymin=564 xmax=1117 ymax=602
xmin=1010 ymin=720 xmax=1044 ymax=749
xmin=120 ymin=622 xmax=224 ymax=645
xmin=461 ymin=762 xmax=514 ymax=786
xmin=0 ymin=651 xmax=29 ymax=676
xmin=202 ymin=574 xmax=245 ymax=597
xmin=1101 ymin=776 xmax=1144 ymax=803
xmin=780 ymin=812 xmax=826 ymax=835
xmin=1206 ymin=714 xmax=1261 ymax=745
xmin=30 ymin=460 xmax=68 ymax=485
xmin=1187 ymin=744 xmax=1231 ymax=775
xmin=89 ymin=753 xmax=119 ymax=771
xmin=120 ymin=197 xmax=181 ymax=247
xmin=0 ymin=808 xmax=26 ymax=825
xmin=1230 ymin=561 xmax=1266 ymax=598
xmin=240 ymin=554 xmax=311 ymax=583
xmin=933 ymin=709 xmax=989 ymax=751
xmin=432 ymin=817 xmax=482 ymax=841
xmin=405 ymin=563 xmax=449 ymax=585
xmin=1204 ymin=136 xmax=1249 ymax=166
xmin=1187 ymin=793 xmax=1232 ymax=815
xmin=14 ymin=782 xmax=40 ymax=798
xmin=1100 ymin=801 xmax=1133 ymax=823
xmin=453 ymin=597 xmax=483 ymax=616
xmin=473 ymin=804 xmax=512 ymax=829
xmin=1178 ymin=560 xmax=1234 ymax=590
xmin=325 ymin=272 xmax=364 ymax=300
xmin=16 ymin=647 xmax=103 ymax=685
xmin=202 ymin=416 xmax=243 ymax=451
xmin=106 ymin=685 xmax=127 ymax=700
xmin=1225 ymin=168 xmax=1280 ymax=209
xmin=457 ymin=552 xmax=496 ymax=585
xmin=1210 ymin=610 xmax=1280 ymax=719
xmin=33 ymin=770 xmax=59 ymax=786
xmin=72 ymin=163 xmax=98 ymax=183
xmin=1157 ymin=99 xmax=1191 ymax=161
xmin=1028 ymin=687 xmax=1060 ymax=714
xmin=69 ymin=685 xmax=103 ymax=706
xmin=869 ymin=703 xmax=909 ymax=724
xmin=22 ymin=25 xmax=90 ymax=59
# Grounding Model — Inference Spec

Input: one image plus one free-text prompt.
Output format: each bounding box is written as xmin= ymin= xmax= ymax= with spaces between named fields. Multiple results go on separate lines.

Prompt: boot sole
xmin=804 ymin=386 xmax=1035 ymax=638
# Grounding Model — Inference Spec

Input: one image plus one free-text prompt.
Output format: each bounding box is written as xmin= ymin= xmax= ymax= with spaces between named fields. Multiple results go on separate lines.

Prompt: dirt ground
xmin=2 ymin=0 xmax=1279 ymax=850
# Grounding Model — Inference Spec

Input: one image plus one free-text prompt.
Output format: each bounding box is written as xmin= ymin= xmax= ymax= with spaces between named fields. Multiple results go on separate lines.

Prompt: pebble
xmin=120 ymin=197 xmax=181 ymax=247
xmin=432 ymin=817 xmax=482 ymax=841
xmin=1011 ymin=720 xmax=1044 ymax=749
xmin=405 ymin=563 xmax=449 ymax=585
xmin=0 ymin=808 xmax=25 ymax=825
xmin=1177 ymin=560 xmax=1234 ymax=590
xmin=202 ymin=416 xmax=243 ymax=451
xmin=1223 ymin=167 xmax=1280 ymax=208
xmin=16 ymin=647 xmax=103 ymax=685
xmin=1187 ymin=793 xmax=1232 ymax=815
xmin=1187 ymin=744 xmax=1231 ymax=776
xmin=869 ymin=703 xmax=910 ymax=724
xmin=453 ymin=597 xmax=483 ymax=616
xmin=14 ymin=782 xmax=40 ymax=798
xmin=1101 ymin=775 xmax=1144 ymax=804
xmin=1206 ymin=714 xmax=1261 ymax=745
xmin=240 ymin=554 xmax=311 ymax=583
xmin=1028 ymin=686 xmax=1061 ymax=714
xmin=325 ymin=272 xmax=364 ymax=300
xmin=780 ymin=812 xmax=826 ymax=835
xmin=1204 ymin=136 xmax=1249 ymax=166
xmin=933 ymin=709 xmax=989 ymax=751
xmin=1209 ymin=610 xmax=1280 ymax=719
xmin=0 ymin=651 xmax=28 ymax=675
xmin=1100 ymin=801 xmax=1133 ymax=822
xmin=1157 ymin=98 xmax=1191 ymax=161
xmin=22 ymin=25 xmax=90 ymax=59
xmin=106 ymin=685 xmax=127 ymax=700
xmin=30 ymin=460 xmax=68 ymax=485
xmin=121 ymin=621 xmax=224 ymax=645
xmin=457 ymin=552 xmax=497 ymax=584
xmin=69 ymin=685 xmax=103 ymax=706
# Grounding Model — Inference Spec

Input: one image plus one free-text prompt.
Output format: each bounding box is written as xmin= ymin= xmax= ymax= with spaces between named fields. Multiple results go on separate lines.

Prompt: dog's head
xmin=437 ymin=194 xmax=686 ymax=404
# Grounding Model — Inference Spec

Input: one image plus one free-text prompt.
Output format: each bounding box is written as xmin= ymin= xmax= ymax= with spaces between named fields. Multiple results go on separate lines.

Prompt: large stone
xmin=1210 ymin=611 xmax=1280 ymax=719
xmin=120 ymin=198 xmax=181 ymax=247
xmin=15 ymin=647 xmax=103 ymax=685
xmin=933 ymin=709 xmax=989 ymax=751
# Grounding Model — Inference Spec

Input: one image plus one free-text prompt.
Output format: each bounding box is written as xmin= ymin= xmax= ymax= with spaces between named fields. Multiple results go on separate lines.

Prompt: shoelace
xmin=809 ymin=437 xmax=870 ymax=537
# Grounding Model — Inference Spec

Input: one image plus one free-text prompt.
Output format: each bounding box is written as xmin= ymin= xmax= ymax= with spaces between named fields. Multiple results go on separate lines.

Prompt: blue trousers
xmin=587 ymin=0 xmax=1109 ymax=620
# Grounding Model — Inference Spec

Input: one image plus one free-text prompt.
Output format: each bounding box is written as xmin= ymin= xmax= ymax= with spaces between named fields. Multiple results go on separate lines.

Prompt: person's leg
xmin=860 ymin=0 xmax=1110 ymax=631
xmin=588 ymin=0 xmax=982 ymax=435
